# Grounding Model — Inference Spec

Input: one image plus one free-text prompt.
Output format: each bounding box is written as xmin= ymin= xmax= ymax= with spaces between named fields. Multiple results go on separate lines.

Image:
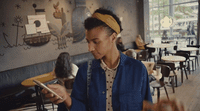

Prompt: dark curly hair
xmin=84 ymin=8 xmax=123 ymax=36
xmin=55 ymin=52 xmax=72 ymax=78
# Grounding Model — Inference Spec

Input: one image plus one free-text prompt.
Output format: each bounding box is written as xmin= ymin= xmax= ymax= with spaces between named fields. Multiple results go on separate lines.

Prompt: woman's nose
xmin=88 ymin=43 xmax=95 ymax=52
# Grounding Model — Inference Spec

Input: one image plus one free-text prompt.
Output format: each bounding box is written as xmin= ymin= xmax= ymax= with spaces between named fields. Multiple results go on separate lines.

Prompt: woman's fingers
xmin=41 ymin=84 xmax=69 ymax=104
xmin=45 ymin=92 xmax=55 ymax=98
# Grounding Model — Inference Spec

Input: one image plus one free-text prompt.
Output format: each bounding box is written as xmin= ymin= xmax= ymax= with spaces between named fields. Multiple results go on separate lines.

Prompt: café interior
xmin=0 ymin=0 xmax=200 ymax=110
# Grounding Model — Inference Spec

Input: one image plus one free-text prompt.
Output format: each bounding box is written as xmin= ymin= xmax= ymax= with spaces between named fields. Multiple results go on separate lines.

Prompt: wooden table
xmin=162 ymin=55 xmax=186 ymax=84
xmin=134 ymin=49 xmax=143 ymax=53
xmin=147 ymin=43 xmax=174 ymax=60
xmin=21 ymin=72 xmax=56 ymax=111
xmin=161 ymin=55 xmax=186 ymax=62
xmin=180 ymin=47 xmax=199 ymax=52
xmin=22 ymin=72 xmax=55 ymax=87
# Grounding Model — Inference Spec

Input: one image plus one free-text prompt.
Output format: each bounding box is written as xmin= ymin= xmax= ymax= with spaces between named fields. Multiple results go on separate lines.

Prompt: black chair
xmin=186 ymin=45 xmax=200 ymax=69
xmin=147 ymin=48 xmax=157 ymax=62
xmin=177 ymin=50 xmax=194 ymax=72
xmin=133 ymin=41 xmax=139 ymax=49
xmin=157 ymin=62 xmax=177 ymax=93
xmin=150 ymin=64 xmax=170 ymax=102
xmin=137 ymin=50 xmax=149 ymax=61
xmin=168 ymin=45 xmax=178 ymax=55
xmin=174 ymin=52 xmax=189 ymax=83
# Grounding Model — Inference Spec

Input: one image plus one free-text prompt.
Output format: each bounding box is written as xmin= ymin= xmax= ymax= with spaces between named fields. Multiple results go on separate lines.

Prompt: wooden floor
xmin=152 ymin=63 xmax=200 ymax=111
xmin=11 ymin=61 xmax=200 ymax=111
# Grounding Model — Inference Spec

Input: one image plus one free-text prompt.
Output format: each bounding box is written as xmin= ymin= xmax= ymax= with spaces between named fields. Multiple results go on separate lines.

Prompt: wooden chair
xmin=168 ymin=45 xmax=178 ymax=55
xmin=157 ymin=61 xmax=177 ymax=93
xmin=186 ymin=45 xmax=200 ymax=69
xmin=147 ymin=48 xmax=157 ymax=62
xmin=137 ymin=50 xmax=149 ymax=61
xmin=150 ymin=64 xmax=170 ymax=102
xmin=177 ymin=50 xmax=194 ymax=72
xmin=174 ymin=52 xmax=189 ymax=83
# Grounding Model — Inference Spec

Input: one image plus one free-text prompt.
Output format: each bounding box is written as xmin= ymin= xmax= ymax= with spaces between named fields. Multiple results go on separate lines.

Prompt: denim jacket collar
xmin=91 ymin=52 xmax=127 ymax=69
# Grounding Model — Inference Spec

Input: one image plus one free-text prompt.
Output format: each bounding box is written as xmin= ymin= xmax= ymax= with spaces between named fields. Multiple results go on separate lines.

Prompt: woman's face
xmin=86 ymin=26 xmax=114 ymax=59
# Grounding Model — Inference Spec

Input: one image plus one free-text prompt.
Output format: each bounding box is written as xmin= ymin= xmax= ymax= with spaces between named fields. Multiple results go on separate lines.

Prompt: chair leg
xmin=181 ymin=67 xmax=184 ymax=83
xmin=171 ymin=77 xmax=175 ymax=93
xmin=195 ymin=57 xmax=197 ymax=69
xmin=164 ymin=86 xmax=169 ymax=100
xmin=184 ymin=67 xmax=188 ymax=80
xmin=197 ymin=57 xmax=199 ymax=66
xmin=187 ymin=61 xmax=191 ymax=74
xmin=192 ymin=60 xmax=194 ymax=71
xmin=157 ymin=88 xmax=160 ymax=102
xmin=175 ymin=75 xmax=178 ymax=87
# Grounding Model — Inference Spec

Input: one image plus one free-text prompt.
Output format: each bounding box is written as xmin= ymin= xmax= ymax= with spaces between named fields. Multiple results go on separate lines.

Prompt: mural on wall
xmin=0 ymin=0 xmax=91 ymax=52
xmin=1 ymin=2 xmax=51 ymax=50
xmin=3 ymin=15 xmax=26 ymax=48
xmin=0 ymin=54 xmax=4 ymax=56
xmin=48 ymin=22 xmax=73 ymax=49
xmin=48 ymin=0 xmax=91 ymax=49
xmin=33 ymin=3 xmax=46 ymax=14
xmin=72 ymin=0 xmax=91 ymax=43
xmin=48 ymin=1 xmax=73 ymax=49
xmin=22 ymin=3 xmax=51 ymax=47
xmin=0 ymin=0 xmax=140 ymax=72
xmin=24 ymin=14 xmax=51 ymax=47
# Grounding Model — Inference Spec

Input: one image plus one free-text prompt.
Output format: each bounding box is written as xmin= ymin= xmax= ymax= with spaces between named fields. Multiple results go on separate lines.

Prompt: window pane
xmin=150 ymin=7 xmax=160 ymax=38
xmin=148 ymin=0 xmax=198 ymax=45
xmin=172 ymin=2 xmax=198 ymax=37
xmin=174 ymin=0 xmax=198 ymax=4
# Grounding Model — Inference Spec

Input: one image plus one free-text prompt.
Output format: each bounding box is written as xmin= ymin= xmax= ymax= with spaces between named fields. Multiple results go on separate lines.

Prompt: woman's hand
xmin=42 ymin=84 xmax=71 ymax=106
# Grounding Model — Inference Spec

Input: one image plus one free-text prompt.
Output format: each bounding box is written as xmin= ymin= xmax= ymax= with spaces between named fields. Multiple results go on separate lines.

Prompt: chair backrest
xmin=177 ymin=50 xmax=190 ymax=55
xmin=157 ymin=62 xmax=175 ymax=71
xmin=148 ymin=48 xmax=155 ymax=53
xmin=155 ymin=64 xmax=171 ymax=82
xmin=161 ymin=65 xmax=171 ymax=78
xmin=177 ymin=50 xmax=190 ymax=57
xmin=133 ymin=41 xmax=138 ymax=49
xmin=137 ymin=50 xmax=148 ymax=61
xmin=174 ymin=52 xmax=189 ymax=61
xmin=191 ymin=41 xmax=194 ymax=45
xmin=174 ymin=45 xmax=177 ymax=50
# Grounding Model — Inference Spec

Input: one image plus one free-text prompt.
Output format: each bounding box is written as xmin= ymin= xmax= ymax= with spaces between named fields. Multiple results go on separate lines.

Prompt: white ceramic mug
xmin=156 ymin=66 xmax=161 ymax=76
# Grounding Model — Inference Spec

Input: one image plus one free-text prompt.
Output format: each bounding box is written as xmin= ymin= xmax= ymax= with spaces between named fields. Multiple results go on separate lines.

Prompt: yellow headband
xmin=92 ymin=13 xmax=120 ymax=34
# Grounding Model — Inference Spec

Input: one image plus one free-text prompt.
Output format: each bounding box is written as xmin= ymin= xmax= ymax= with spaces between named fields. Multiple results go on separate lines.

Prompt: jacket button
xmin=102 ymin=91 xmax=105 ymax=94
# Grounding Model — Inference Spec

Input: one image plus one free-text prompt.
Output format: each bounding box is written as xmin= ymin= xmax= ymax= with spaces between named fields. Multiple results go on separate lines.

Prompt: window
xmin=149 ymin=0 xmax=198 ymax=40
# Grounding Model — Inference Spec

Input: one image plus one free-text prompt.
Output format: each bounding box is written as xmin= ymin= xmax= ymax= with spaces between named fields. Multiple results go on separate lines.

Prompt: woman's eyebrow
xmin=86 ymin=38 xmax=99 ymax=41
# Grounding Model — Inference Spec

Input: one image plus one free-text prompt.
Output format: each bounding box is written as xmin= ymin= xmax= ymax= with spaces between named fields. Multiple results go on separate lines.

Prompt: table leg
xmin=180 ymin=62 xmax=184 ymax=83
xmin=157 ymin=88 xmax=160 ymax=103
xmin=159 ymin=48 xmax=162 ymax=61
xmin=35 ymin=85 xmax=47 ymax=111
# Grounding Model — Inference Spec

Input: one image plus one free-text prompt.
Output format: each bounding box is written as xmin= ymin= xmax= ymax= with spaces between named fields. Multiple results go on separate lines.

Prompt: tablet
xmin=33 ymin=79 xmax=63 ymax=99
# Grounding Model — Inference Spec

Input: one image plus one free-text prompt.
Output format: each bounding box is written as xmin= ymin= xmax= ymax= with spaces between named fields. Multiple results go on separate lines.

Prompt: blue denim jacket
xmin=58 ymin=52 xmax=152 ymax=111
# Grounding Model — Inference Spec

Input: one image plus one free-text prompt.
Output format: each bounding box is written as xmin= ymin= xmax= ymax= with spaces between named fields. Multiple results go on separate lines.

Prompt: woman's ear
xmin=112 ymin=33 xmax=117 ymax=43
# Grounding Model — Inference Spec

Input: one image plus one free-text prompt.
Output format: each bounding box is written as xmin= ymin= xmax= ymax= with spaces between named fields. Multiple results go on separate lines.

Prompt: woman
xmin=53 ymin=52 xmax=78 ymax=89
xmin=42 ymin=8 xmax=152 ymax=111
xmin=135 ymin=34 xmax=147 ymax=50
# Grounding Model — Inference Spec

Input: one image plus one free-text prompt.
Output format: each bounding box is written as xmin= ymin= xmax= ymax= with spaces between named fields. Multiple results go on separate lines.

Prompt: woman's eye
xmin=93 ymin=41 xmax=98 ymax=44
